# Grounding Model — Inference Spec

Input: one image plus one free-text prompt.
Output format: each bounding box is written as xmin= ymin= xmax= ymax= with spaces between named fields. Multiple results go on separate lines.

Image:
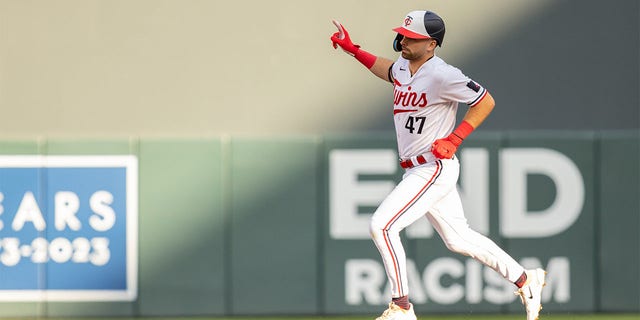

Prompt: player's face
xmin=399 ymin=37 xmax=437 ymax=60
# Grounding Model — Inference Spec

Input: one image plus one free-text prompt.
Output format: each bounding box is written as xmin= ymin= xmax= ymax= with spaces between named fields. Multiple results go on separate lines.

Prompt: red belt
xmin=400 ymin=154 xmax=428 ymax=169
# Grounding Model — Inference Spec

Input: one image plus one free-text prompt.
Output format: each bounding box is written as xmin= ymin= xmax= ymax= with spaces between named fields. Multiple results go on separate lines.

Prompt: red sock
xmin=515 ymin=271 xmax=528 ymax=288
xmin=392 ymin=295 xmax=410 ymax=310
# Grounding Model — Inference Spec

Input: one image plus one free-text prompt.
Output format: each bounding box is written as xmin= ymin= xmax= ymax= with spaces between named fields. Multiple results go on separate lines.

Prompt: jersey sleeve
xmin=438 ymin=66 xmax=488 ymax=107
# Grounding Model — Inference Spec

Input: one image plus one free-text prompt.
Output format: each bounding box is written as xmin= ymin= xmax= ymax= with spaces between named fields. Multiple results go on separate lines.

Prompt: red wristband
xmin=354 ymin=49 xmax=377 ymax=69
xmin=450 ymin=121 xmax=475 ymax=145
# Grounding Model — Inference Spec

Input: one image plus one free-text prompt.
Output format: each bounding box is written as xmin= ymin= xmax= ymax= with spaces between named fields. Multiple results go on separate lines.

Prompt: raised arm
xmin=330 ymin=20 xmax=395 ymax=83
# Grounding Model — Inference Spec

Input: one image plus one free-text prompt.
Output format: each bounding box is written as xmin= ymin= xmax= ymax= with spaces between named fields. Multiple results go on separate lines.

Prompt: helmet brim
xmin=392 ymin=27 xmax=431 ymax=40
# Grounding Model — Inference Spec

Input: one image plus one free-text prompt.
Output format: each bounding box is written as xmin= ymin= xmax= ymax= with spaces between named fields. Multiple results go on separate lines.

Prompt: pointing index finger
xmin=331 ymin=19 xmax=345 ymax=39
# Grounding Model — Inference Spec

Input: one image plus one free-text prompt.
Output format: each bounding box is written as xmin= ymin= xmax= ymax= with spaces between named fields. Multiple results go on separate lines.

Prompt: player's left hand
xmin=431 ymin=134 xmax=463 ymax=159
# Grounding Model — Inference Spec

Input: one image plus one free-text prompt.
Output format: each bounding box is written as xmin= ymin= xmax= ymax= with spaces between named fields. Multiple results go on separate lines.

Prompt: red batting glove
xmin=330 ymin=20 xmax=376 ymax=69
xmin=431 ymin=138 xmax=459 ymax=159
xmin=330 ymin=20 xmax=359 ymax=55
xmin=431 ymin=121 xmax=475 ymax=159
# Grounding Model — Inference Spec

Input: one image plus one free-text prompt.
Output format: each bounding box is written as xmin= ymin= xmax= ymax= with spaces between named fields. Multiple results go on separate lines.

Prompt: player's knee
xmin=369 ymin=218 xmax=395 ymax=240
xmin=369 ymin=219 xmax=383 ymax=240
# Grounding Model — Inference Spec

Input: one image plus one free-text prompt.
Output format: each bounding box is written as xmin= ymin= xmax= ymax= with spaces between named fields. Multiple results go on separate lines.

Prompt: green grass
xmin=207 ymin=316 xmax=635 ymax=320
xmin=195 ymin=316 xmax=638 ymax=320
xmin=13 ymin=315 xmax=639 ymax=320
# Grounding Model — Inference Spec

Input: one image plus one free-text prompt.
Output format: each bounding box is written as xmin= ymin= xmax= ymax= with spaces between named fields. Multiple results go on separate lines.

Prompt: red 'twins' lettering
xmin=393 ymin=86 xmax=427 ymax=107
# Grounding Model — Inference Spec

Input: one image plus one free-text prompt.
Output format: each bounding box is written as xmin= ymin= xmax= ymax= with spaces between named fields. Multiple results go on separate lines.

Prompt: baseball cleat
xmin=375 ymin=302 xmax=417 ymax=320
xmin=516 ymin=268 xmax=547 ymax=320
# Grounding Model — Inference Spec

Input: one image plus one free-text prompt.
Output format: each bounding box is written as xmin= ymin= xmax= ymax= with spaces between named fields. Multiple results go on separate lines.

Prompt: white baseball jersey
xmin=370 ymin=54 xmax=526 ymax=301
xmin=391 ymin=55 xmax=487 ymax=160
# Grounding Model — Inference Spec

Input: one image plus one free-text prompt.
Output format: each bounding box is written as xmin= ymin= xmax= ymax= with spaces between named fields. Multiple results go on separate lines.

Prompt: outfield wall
xmin=0 ymin=131 xmax=638 ymax=317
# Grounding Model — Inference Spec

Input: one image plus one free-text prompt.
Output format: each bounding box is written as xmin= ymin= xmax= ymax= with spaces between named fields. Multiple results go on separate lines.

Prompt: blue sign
xmin=0 ymin=156 xmax=137 ymax=301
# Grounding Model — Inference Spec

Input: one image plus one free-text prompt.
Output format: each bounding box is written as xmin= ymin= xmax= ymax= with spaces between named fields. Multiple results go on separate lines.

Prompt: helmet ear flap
xmin=393 ymin=33 xmax=403 ymax=52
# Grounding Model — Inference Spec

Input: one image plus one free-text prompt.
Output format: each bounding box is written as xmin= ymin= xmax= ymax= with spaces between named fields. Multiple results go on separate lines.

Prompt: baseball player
xmin=330 ymin=10 xmax=546 ymax=320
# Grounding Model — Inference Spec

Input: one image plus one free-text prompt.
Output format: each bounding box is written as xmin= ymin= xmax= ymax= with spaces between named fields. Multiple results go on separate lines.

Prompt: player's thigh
xmin=426 ymin=188 xmax=471 ymax=241
xmin=372 ymin=167 xmax=449 ymax=231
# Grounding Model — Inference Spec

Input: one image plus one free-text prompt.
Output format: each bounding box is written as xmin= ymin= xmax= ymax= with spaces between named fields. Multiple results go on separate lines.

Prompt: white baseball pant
xmin=369 ymin=156 xmax=525 ymax=298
